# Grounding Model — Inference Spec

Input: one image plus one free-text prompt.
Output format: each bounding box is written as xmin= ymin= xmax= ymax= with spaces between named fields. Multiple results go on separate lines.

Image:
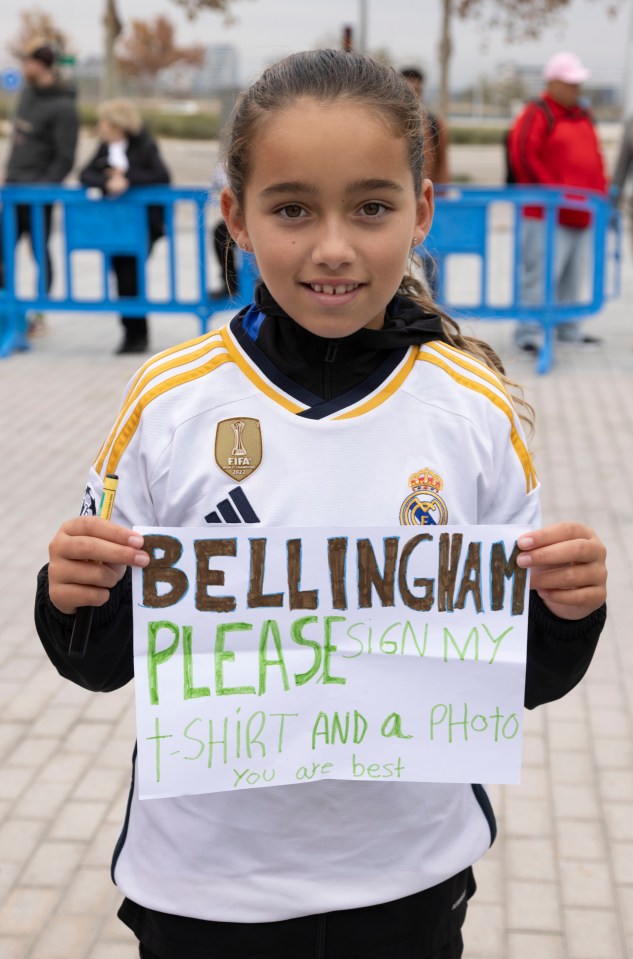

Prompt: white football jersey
xmin=85 ymin=318 xmax=539 ymax=922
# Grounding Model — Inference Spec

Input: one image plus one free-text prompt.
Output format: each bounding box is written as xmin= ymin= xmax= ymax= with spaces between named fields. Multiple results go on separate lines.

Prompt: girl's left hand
xmin=516 ymin=522 xmax=607 ymax=621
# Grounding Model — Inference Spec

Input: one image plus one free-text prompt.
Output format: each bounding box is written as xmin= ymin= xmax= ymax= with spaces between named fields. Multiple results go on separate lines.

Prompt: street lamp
xmin=358 ymin=0 xmax=368 ymax=54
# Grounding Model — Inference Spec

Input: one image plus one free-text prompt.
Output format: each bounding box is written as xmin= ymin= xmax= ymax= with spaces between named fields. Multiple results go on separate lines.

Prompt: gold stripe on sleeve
xmin=417 ymin=351 xmax=537 ymax=493
xmin=95 ymin=333 xmax=226 ymax=475
xmin=103 ymin=352 xmax=232 ymax=477
xmin=426 ymin=341 xmax=514 ymax=403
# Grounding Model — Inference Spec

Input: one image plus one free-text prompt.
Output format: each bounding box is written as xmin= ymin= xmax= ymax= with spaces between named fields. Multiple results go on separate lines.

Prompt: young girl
xmin=35 ymin=50 xmax=607 ymax=959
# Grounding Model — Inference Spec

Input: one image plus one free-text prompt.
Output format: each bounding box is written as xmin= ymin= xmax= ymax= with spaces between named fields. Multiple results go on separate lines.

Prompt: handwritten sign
xmin=132 ymin=525 xmax=530 ymax=799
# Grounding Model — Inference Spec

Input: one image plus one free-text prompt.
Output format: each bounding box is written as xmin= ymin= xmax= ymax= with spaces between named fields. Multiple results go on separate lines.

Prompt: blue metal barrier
xmin=423 ymin=185 xmax=621 ymax=373
xmin=0 ymin=184 xmax=621 ymax=373
xmin=0 ymin=184 xmax=258 ymax=357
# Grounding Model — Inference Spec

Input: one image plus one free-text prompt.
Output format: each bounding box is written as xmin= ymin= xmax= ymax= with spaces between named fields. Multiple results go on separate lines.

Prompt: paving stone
xmin=589 ymin=709 xmax=632 ymax=739
xmin=598 ymin=768 xmax=633 ymax=803
xmin=29 ymin=914 xmax=99 ymax=959
xmin=618 ymin=886 xmax=633 ymax=957
xmin=548 ymin=750 xmax=595 ymax=784
xmin=29 ymin=707 xmax=84 ymax=738
xmin=505 ymin=797 xmax=553 ymax=837
xmin=564 ymin=908 xmax=624 ymax=959
xmin=0 ymin=861 xmax=22 ymax=902
xmin=547 ymin=719 xmax=592 ymax=752
xmin=37 ymin=753 xmax=91 ymax=787
xmin=0 ymin=767 xmax=35 ymax=802
xmin=507 ymin=880 xmax=562 ymax=933
xmin=83 ymin=822 xmax=125 ymax=868
xmin=17 ymin=780 xmax=74 ymax=821
xmin=508 ymin=932 xmax=565 ymax=959
xmin=593 ymin=738 xmax=633 ymax=770
xmin=559 ymin=860 xmax=615 ymax=909
xmin=0 ymin=724 xmax=29 ymax=760
xmin=552 ymin=782 xmax=602 ymax=820
xmin=99 ymin=910 xmax=139 ymax=943
xmin=0 ymin=939 xmax=30 ymax=959
xmin=470 ymin=854 xmax=504 ymax=903
xmin=0 ymin=888 xmax=59 ymax=937
xmin=610 ymin=841 xmax=633 ymax=885
xmin=20 ymin=841 xmax=84 ymax=888
xmin=8 ymin=738 xmax=61 ymax=768
xmin=506 ymin=836 xmax=558 ymax=882
xmin=58 ymin=867 xmax=120 ymax=917
xmin=515 ymin=764 xmax=549 ymax=800
xmin=463 ymin=901 xmax=504 ymax=957
xmin=48 ymin=801 xmax=109 ymax=843
xmin=88 ymin=943 xmax=138 ymax=959
xmin=557 ymin=819 xmax=609 ymax=861
xmin=62 ymin=723 xmax=116 ymax=754
xmin=71 ymin=768 xmax=127 ymax=803
xmin=519 ymin=732 xmax=546 ymax=766
xmin=0 ymin=819 xmax=47 ymax=864
xmin=603 ymin=802 xmax=633 ymax=842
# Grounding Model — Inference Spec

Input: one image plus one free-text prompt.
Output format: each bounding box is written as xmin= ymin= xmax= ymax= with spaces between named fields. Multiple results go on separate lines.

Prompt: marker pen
xmin=68 ymin=473 xmax=119 ymax=659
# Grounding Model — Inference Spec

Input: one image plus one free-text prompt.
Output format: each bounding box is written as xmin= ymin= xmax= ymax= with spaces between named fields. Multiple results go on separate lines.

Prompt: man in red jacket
xmin=507 ymin=51 xmax=607 ymax=353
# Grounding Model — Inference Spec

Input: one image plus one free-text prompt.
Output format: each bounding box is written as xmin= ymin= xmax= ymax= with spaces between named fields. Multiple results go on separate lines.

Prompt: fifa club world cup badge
xmin=215 ymin=418 xmax=262 ymax=482
xmin=399 ymin=467 xmax=449 ymax=526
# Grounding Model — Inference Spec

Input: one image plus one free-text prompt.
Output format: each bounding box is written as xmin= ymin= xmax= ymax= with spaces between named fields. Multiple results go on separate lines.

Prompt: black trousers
xmin=0 ymin=204 xmax=54 ymax=293
xmin=121 ymin=868 xmax=474 ymax=959
xmin=112 ymin=242 xmax=156 ymax=341
xmin=139 ymin=934 xmax=463 ymax=959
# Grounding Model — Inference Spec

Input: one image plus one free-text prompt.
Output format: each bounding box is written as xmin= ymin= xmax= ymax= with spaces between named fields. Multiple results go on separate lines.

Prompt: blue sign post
xmin=0 ymin=68 xmax=23 ymax=93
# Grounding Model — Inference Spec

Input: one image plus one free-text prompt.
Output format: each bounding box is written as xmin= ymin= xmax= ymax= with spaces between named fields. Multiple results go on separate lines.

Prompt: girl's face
xmin=222 ymin=98 xmax=433 ymax=338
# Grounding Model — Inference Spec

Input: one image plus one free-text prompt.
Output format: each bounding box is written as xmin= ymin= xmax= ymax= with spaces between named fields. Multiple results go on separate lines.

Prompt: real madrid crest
xmin=399 ymin=467 xmax=449 ymax=526
xmin=215 ymin=418 xmax=262 ymax=482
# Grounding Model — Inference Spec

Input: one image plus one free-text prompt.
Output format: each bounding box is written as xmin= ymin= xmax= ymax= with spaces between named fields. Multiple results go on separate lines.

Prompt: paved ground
xmin=1 ymin=137 xmax=633 ymax=958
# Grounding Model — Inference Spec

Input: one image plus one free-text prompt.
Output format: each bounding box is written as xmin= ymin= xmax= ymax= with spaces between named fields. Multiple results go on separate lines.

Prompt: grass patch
xmin=77 ymin=104 xmax=221 ymax=140
xmin=449 ymin=125 xmax=507 ymax=145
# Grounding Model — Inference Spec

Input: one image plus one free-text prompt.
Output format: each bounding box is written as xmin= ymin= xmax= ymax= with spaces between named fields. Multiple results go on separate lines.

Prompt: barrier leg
xmin=536 ymin=323 xmax=554 ymax=375
xmin=0 ymin=307 xmax=29 ymax=358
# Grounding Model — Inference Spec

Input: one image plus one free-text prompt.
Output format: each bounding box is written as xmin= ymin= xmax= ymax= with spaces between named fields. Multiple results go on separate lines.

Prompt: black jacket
xmin=79 ymin=127 xmax=171 ymax=242
xmin=34 ymin=290 xmax=605 ymax=708
xmin=6 ymin=82 xmax=78 ymax=183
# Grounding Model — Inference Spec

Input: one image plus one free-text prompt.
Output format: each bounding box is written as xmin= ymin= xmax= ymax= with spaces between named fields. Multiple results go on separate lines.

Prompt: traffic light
xmin=342 ymin=25 xmax=353 ymax=52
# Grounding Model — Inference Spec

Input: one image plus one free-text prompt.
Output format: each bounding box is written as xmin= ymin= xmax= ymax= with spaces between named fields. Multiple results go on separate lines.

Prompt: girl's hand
xmin=48 ymin=517 xmax=149 ymax=615
xmin=516 ymin=522 xmax=607 ymax=621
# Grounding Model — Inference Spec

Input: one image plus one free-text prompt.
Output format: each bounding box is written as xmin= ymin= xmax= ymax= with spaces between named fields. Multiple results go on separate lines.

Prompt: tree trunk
xmin=103 ymin=0 xmax=122 ymax=98
xmin=438 ymin=0 xmax=452 ymax=120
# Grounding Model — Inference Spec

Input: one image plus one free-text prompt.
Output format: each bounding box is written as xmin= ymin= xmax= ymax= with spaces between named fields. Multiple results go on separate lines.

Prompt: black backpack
xmin=504 ymin=98 xmax=555 ymax=185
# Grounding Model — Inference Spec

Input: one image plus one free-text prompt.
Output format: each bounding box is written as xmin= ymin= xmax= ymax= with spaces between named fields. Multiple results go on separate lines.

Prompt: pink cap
xmin=544 ymin=51 xmax=590 ymax=85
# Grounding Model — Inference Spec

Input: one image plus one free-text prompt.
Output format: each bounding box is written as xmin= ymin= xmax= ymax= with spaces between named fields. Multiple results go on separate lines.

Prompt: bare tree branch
xmin=7 ymin=7 xmax=74 ymax=58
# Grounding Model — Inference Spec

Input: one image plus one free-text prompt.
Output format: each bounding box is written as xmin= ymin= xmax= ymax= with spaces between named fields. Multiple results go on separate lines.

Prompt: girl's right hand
xmin=48 ymin=517 xmax=149 ymax=615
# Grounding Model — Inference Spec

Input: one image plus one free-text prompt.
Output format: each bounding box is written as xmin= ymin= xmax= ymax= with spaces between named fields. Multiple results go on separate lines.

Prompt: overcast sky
xmin=2 ymin=0 xmax=632 ymax=94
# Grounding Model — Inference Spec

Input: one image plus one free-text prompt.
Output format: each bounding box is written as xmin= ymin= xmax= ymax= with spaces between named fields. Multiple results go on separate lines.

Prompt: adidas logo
xmin=205 ymin=486 xmax=260 ymax=524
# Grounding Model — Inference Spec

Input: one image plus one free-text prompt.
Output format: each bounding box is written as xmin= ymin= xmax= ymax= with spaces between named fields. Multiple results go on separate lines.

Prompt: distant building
xmin=497 ymin=61 xmax=623 ymax=113
xmin=158 ymin=45 xmax=240 ymax=97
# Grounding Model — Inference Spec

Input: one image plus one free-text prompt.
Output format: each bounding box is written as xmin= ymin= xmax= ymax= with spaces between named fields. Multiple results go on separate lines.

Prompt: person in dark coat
xmin=79 ymin=98 xmax=171 ymax=354
xmin=0 ymin=40 xmax=78 ymax=332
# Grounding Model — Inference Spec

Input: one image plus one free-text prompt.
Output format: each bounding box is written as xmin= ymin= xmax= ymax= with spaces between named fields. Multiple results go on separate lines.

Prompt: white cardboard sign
xmin=132 ymin=525 xmax=530 ymax=799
